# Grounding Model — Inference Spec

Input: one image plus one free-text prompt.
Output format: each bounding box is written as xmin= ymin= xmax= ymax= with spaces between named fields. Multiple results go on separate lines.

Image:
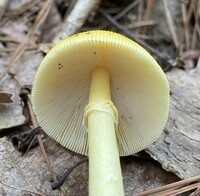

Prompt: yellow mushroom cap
xmin=32 ymin=30 xmax=169 ymax=156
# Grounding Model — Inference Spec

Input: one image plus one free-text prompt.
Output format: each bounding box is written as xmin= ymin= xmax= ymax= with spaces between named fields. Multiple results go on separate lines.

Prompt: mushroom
xmin=32 ymin=30 xmax=169 ymax=196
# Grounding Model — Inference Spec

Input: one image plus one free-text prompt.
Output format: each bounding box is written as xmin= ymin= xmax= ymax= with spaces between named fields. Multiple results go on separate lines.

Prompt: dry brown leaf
xmin=0 ymin=92 xmax=12 ymax=103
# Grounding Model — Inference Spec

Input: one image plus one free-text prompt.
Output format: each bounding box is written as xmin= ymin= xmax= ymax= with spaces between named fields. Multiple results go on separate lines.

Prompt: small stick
xmin=52 ymin=158 xmax=87 ymax=190
xmin=136 ymin=175 xmax=200 ymax=196
xmin=162 ymin=0 xmax=179 ymax=48
xmin=191 ymin=0 xmax=200 ymax=49
xmin=142 ymin=0 xmax=154 ymax=35
xmin=155 ymin=182 xmax=199 ymax=196
xmin=137 ymin=0 xmax=143 ymax=22
xmin=191 ymin=186 xmax=200 ymax=196
xmin=181 ymin=2 xmax=189 ymax=50
xmin=176 ymin=0 xmax=193 ymax=56
xmin=126 ymin=20 xmax=157 ymax=30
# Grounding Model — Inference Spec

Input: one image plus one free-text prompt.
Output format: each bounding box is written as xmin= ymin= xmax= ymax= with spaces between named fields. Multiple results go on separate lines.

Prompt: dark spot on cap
xmin=58 ymin=63 xmax=64 ymax=70
xmin=116 ymin=87 xmax=119 ymax=90
xmin=93 ymin=51 xmax=96 ymax=55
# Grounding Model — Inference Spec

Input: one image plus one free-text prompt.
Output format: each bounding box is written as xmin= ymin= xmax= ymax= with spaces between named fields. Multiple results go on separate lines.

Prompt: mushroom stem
xmin=86 ymin=67 xmax=124 ymax=196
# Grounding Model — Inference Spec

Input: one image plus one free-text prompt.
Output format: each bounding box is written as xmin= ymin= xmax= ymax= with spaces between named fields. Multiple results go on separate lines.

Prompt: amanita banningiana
xmin=32 ymin=30 xmax=169 ymax=196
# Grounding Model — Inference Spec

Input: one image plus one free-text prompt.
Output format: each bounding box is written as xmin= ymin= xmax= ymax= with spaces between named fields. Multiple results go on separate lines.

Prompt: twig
xmin=137 ymin=0 xmax=143 ymax=22
xmin=126 ymin=20 xmax=157 ymax=30
xmin=52 ymin=158 xmax=88 ymax=190
xmin=191 ymin=0 xmax=200 ymax=49
xmin=162 ymin=0 xmax=179 ymax=48
xmin=191 ymin=186 xmax=200 ymax=196
xmin=181 ymin=2 xmax=189 ymax=50
xmin=100 ymin=9 xmax=173 ymax=71
xmin=142 ymin=0 xmax=154 ymax=34
xmin=0 ymin=178 xmax=44 ymax=196
xmin=136 ymin=175 xmax=200 ymax=196
xmin=161 ymin=182 xmax=199 ymax=196
xmin=53 ymin=0 xmax=101 ymax=44
xmin=176 ymin=0 xmax=193 ymax=56
xmin=153 ymin=182 xmax=199 ymax=196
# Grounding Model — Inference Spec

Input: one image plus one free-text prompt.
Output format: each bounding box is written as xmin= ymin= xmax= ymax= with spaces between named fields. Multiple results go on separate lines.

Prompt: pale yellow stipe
xmin=85 ymin=67 xmax=124 ymax=196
